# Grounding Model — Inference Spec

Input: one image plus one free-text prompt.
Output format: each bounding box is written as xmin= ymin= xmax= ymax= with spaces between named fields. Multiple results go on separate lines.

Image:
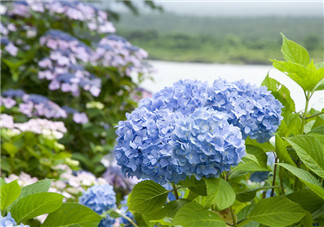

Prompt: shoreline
xmin=147 ymin=57 xmax=273 ymax=66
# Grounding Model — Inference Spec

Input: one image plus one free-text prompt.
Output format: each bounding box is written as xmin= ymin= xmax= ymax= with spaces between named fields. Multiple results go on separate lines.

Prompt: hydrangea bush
xmin=1 ymin=0 xmax=153 ymax=176
xmin=113 ymin=35 xmax=324 ymax=227
xmin=1 ymin=1 xmax=324 ymax=225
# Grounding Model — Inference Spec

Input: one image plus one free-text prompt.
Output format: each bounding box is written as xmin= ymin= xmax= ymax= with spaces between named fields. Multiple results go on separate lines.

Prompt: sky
xmin=107 ymin=0 xmax=324 ymax=17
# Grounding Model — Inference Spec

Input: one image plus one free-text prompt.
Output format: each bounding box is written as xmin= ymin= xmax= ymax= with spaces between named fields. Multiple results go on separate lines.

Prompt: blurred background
xmin=96 ymin=0 xmax=324 ymax=111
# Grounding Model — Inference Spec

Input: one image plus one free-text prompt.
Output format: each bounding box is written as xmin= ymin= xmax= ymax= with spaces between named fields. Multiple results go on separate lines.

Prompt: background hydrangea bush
xmin=1 ymin=0 xmax=153 ymax=176
xmin=1 ymin=0 xmax=324 ymax=226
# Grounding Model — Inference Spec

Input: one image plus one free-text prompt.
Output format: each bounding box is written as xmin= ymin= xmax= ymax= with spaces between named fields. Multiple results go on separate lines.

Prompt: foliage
xmin=0 ymin=0 xmax=152 ymax=177
xmin=115 ymin=35 xmax=324 ymax=226
xmin=0 ymin=179 xmax=102 ymax=227
xmin=1 ymin=1 xmax=324 ymax=225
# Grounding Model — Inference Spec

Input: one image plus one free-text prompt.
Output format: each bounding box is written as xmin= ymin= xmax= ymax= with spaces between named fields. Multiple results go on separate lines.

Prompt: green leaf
xmin=278 ymin=163 xmax=324 ymax=199
xmin=237 ymin=204 xmax=257 ymax=227
xmin=42 ymin=203 xmax=102 ymax=227
xmin=178 ymin=176 xmax=207 ymax=196
xmin=128 ymin=180 xmax=169 ymax=214
xmin=279 ymin=113 xmax=303 ymax=137
xmin=286 ymin=135 xmax=324 ymax=178
xmin=245 ymin=138 xmax=274 ymax=152
xmin=0 ymin=180 xmax=21 ymax=212
xmin=301 ymin=211 xmax=313 ymax=227
xmin=272 ymin=60 xmax=315 ymax=91
xmin=232 ymin=145 xmax=269 ymax=172
xmin=236 ymin=186 xmax=278 ymax=203
xmin=261 ymin=75 xmax=295 ymax=116
xmin=286 ymin=189 xmax=324 ymax=213
xmin=164 ymin=199 xmax=190 ymax=218
xmin=247 ymin=196 xmax=306 ymax=226
xmin=205 ymin=178 xmax=235 ymax=210
xmin=0 ymin=178 xmax=7 ymax=187
xmin=18 ymin=179 xmax=53 ymax=199
xmin=275 ymin=135 xmax=296 ymax=166
xmin=313 ymin=76 xmax=324 ymax=92
xmin=309 ymin=125 xmax=324 ymax=135
xmin=10 ymin=192 xmax=64 ymax=223
xmin=173 ymin=201 xmax=226 ymax=227
xmin=281 ymin=33 xmax=310 ymax=66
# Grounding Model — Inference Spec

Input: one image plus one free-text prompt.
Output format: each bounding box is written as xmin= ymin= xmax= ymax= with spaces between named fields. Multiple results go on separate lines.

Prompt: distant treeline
xmin=116 ymin=13 xmax=324 ymax=64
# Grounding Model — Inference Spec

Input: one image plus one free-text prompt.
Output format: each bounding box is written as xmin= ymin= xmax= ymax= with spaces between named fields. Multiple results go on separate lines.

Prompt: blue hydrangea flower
xmin=2 ymin=89 xmax=25 ymax=98
xmin=0 ymin=212 xmax=29 ymax=227
xmin=250 ymin=152 xmax=275 ymax=182
xmin=250 ymin=172 xmax=269 ymax=182
xmin=115 ymin=107 xmax=180 ymax=184
xmin=115 ymin=106 xmax=245 ymax=184
xmin=98 ymin=214 xmax=115 ymax=227
xmin=79 ymin=184 xmax=116 ymax=226
xmin=207 ymin=79 xmax=283 ymax=143
xmin=139 ymin=80 xmax=209 ymax=115
xmin=0 ymin=213 xmax=16 ymax=227
xmin=115 ymin=79 xmax=282 ymax=184
xmin=170 ymin=108 xmax=245 ymax=180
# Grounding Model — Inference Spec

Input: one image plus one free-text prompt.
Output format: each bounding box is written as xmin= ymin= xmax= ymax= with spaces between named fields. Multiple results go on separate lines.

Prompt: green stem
xmin=279 ymin=166 xmax=285 ymax=195
xmin=300 ymin=92 xmax=310 ymax=135
xmin=118 ymin=211 xmax=139 ymax=227
xmin=271 ymin=156 xmax=278 ymax=197
xmin=172 ymin=182 xmax=179 ymax=200
xmin=230 ymin=206 xmax=237 ymax=226
xmin=301 ymin=111 xmax=324 ymax=120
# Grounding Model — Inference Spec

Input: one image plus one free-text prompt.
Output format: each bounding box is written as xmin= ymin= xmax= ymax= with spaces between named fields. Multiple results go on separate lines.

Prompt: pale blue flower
xmin=79 ymin=184 xmax=116 ymax=215
xmin=0 ymin=212 xmax=29 ymax=227
xmin=208 ymin=79 xmax=283 ymax=143
xmin=115 ymin=79 xmax=282 ymax=184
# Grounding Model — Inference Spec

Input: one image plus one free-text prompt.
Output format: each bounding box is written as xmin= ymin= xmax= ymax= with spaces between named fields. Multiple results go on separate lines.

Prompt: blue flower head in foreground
xmin=79 ymin=184 xmax=116 ymax=226
xmin=115 ymin=79 xmax=282 ymax=184
xmin=171 ymin=108 xmax=245 ymax=180
xmin=115 ymin=107 xmax=245 ymax=184
xmin=139 ymin=80 xmax=209 ymax=115
xmin=208 ymin=79 xmax=283 ymax=143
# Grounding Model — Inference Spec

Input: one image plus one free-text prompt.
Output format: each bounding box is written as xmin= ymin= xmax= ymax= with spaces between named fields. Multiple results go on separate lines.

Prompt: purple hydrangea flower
xmin=21 ymin=94 xmax=67 ymax=118
xmin=91 ymin=35 xmax=152 ymax=76
xmin=0 ymin=96 xmax=16 ymax=108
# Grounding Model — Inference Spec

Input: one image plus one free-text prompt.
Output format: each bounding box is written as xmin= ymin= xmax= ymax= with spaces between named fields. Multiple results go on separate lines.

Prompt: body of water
xmin=136 ymin=60 xmax=323 ymax=112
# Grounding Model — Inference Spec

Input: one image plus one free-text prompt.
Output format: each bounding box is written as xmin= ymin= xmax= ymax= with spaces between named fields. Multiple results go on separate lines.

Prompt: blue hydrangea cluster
xmin=207 ymin=79 xmax=283 ymax=143
xmin=0 ymin=212 xmax=29 ymax=227
xmin=79 ymin=184 xmax=116 ymax=226
xmin=170 ymin=108 xmax=245 ymax=180
xmin=139 ymin=80 xmax=209 ymax=115
xmin=115 ymin=79 xmax=283 ymax=184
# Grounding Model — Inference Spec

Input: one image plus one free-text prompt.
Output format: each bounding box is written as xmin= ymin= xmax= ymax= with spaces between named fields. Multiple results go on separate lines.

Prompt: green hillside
xmin=116 ymin=13 xmax=324 ymax=64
